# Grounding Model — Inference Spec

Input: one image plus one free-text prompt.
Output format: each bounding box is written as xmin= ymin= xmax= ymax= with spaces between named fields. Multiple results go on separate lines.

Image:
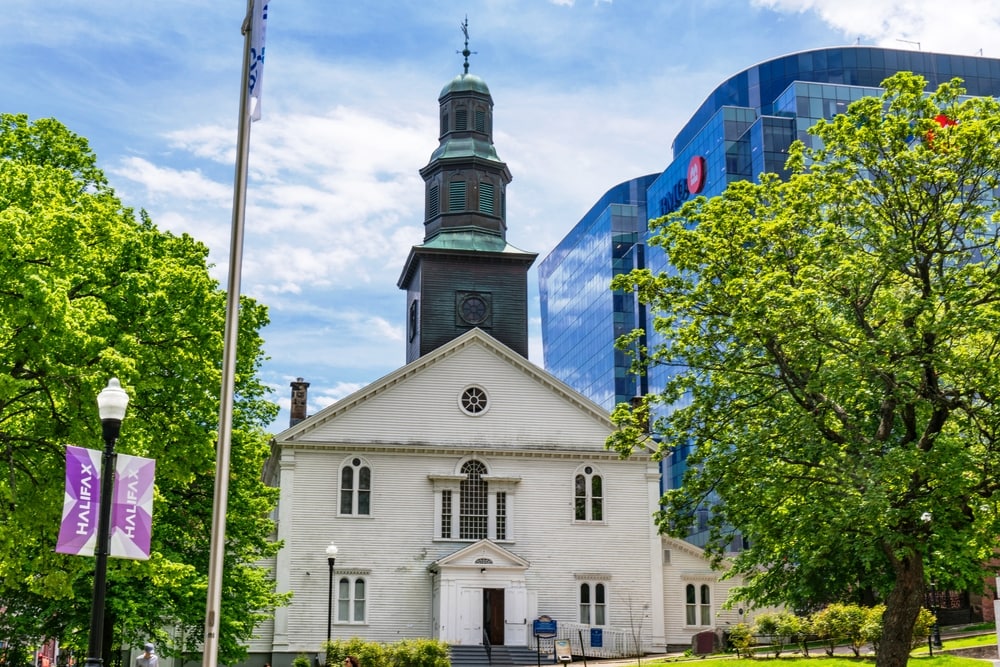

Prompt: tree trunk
xmin=878 ymin=551 xmax=925 ymax=667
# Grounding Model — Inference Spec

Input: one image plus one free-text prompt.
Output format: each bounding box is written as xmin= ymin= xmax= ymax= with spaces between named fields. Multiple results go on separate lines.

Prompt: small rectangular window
xmin=441 ymin=490 xmax=452 ymax=539
xmin=455 ymin=108 xmax=468 ymax=131
xmin=495 ymin=491 xmax=506 ymax=540
xmin=475 ymin=109 xmax=486 ymax=133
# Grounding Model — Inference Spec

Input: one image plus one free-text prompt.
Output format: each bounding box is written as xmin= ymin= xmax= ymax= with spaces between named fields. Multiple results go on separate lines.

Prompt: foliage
xmin=643 ymin=657 xmax=986 ymax=667
xmin=324 ymin=638 xmax=449 ymax=667
xmin=608 ymin=72 xmax=1000 ymax=667
xmin=0 ymin=113 xmax=283 ymax=663
xmin=752 ymin=611 xmax=804 ymax=658
xmin=910 ymin=607 xmax=936 ymax=650
xmin=726 ymin=623 xmax=754 ymax=658
xmin=861 ymin=604 xmax=886 ymax=655
xmin=811 ymin=604 xmax=868 ymax=657
xmin=386 ymin=638 xmax=450 ymax=667
xmin=292 ymin=655 xmax=313 ymax=667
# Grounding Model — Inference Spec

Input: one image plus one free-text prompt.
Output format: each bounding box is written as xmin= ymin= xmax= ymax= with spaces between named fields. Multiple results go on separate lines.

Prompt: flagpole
xmin=203 ymin=1 xmax=256 ymax=665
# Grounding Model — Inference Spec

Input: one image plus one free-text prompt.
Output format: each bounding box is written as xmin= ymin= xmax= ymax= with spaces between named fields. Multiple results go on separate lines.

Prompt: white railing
xmin=528 ymin=623 xmax=639 ymax=659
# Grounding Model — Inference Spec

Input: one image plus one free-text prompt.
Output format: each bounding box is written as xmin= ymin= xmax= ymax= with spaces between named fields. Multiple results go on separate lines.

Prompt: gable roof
xmin=275 ymin=328 xmax=620 ymax=455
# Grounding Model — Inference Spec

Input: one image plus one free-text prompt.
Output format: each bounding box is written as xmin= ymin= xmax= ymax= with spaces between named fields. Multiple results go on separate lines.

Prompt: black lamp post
xmin=84 ymin=378 xmax=130 ymax=667
xmin=326 ymin=541 xmax=338 ymax=647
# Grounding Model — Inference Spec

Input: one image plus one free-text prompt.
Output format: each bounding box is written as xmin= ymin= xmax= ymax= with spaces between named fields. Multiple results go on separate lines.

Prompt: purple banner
xmin=110 ymin=453 xmax=155 ymax=560
xmin=56 ymin=446 xmax=103 ymax=556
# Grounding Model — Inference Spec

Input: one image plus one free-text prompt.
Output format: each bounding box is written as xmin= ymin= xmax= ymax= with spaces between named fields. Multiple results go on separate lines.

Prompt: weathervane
xmin=458 ymin=16 xmax=476 ymax=74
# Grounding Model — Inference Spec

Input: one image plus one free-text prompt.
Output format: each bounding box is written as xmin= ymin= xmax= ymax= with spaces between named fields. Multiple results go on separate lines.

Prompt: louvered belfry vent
xmin=449 ymin=181 xmax=466 ymax=212
xmin=479 ymin=182 xmax=494 ymax=214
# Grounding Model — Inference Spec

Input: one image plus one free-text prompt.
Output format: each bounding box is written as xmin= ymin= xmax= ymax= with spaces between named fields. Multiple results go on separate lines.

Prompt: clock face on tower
xmin=456 ymin=291 xmax=492 ymax=326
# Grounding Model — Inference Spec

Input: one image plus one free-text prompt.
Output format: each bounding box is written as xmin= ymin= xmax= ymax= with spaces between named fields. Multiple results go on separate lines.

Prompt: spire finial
xmin=458 ymin=16 xmax=476 ymax=74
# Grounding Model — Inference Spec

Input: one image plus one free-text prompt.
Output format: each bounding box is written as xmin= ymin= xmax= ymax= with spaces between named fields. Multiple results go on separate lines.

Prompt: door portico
xmin=430 ymin=540 xmax=532 ymax=646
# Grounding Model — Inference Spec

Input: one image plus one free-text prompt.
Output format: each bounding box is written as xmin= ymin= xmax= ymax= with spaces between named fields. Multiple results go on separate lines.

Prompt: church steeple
xmin=417 ymin=18 xmax=511 ymax=243
xmin=398 ymin=22 xmax=536 ymax=363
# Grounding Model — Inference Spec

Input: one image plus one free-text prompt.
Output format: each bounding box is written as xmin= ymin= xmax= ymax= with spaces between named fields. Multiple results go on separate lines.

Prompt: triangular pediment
xmin=274 ymin=329 xmax=629 ymax=457
xmin=431 ymin=539 xmax=530 ymax=571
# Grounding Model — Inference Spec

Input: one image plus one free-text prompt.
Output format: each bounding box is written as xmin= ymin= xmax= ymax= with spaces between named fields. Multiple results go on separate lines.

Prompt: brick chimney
xmin=290 ymin=377 xmax=309 ymax=427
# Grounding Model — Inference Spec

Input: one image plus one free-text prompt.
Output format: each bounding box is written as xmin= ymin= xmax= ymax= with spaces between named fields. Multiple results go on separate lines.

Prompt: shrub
xmin=861 ymin=604 xmax=885 ymax=655
xmin=323 ymin=637 xmax=449 ymax=667
xmin=292 ymin=655 xmax=312 ymax=667
xmin=811 ymin=603 xmax=867 ymax=657
xmin=727 ymin=623 xmax=755 ymax=658
xmin=910 ymin=607 xmax=937 ymax=650
xmin=387 ymin=639 xmax=450 ymax=667
xmin=752 ymin=612 xmax=802 ymax=657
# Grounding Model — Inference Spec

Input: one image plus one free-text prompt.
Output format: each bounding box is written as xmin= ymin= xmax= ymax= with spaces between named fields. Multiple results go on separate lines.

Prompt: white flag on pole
xmin=248 ymin=0 xmax=269 ymax=121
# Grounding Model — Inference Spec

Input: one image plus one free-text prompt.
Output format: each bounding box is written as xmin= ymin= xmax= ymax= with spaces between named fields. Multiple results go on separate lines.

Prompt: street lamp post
xmin=326 ymin=541 xmax=338 ymax=648
xmin=83 ymin=379 xmax=130 ymax=667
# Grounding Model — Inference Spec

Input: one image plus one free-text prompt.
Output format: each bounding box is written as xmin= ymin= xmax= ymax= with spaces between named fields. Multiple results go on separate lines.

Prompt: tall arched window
xmin=336 ymin=576 xmax=366 ymax=623
xmin=579 ymin=582 xmax=606 ymax=625
xmin=574 ymin=465 xmax=603 ymax=521
xmin=340 ymin=457 xmax=371 ymax=515
xmin=459 ymin=460 xmax=488 ymax=539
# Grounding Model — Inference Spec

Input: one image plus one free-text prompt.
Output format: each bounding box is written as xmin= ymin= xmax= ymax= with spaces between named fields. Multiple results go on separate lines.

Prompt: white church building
xmin=248 ymin=45 xmax=750 ymax=667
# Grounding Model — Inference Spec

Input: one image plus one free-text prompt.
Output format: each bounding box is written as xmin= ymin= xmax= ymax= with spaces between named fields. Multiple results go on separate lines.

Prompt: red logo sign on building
xmin=687 ymin=156 xmax=706 ymax=194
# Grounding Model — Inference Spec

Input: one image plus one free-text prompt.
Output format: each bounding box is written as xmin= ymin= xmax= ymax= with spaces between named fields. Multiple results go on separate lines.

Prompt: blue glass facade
xmin=539 ymin=46 xmax=1000 ymax=549
xmin=539 ymin=175 xmax=657 ymax=410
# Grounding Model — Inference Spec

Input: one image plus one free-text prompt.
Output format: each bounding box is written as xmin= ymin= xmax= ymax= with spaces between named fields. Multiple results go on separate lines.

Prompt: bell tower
xmin=398 ymin=20 xmax=536 ymax=362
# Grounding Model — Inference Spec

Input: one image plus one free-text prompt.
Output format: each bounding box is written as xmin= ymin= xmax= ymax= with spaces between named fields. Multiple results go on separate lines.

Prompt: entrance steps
xmin=449 ymin=645 xmax=544 ymax=667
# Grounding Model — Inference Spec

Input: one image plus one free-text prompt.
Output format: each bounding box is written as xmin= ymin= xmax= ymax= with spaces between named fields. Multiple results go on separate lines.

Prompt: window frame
xmin=338 ymin=457 xmax=372 ymax=517
xmin=578 ymin=581 xmax=607 ymax=626
xmin=430 ymin=457 xmax=519 ymax=542
xmin=573 ymin=464 xmax=604 ymax=523
xmin=335 ymin=574 xmax=367 ymax=624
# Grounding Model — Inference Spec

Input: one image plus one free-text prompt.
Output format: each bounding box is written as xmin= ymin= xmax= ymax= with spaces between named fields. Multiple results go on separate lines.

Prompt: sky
xmin=3 ymin=0 xmax=999 ymax=432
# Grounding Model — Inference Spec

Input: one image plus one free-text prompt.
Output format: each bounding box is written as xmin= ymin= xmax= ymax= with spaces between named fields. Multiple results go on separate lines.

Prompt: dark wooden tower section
xmin=398 ymin=34 xmax=536 ymax=362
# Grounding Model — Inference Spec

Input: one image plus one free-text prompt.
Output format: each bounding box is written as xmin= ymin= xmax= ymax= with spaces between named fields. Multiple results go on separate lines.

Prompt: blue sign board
xmin=533 ymin=617 xmax=557 ymax=637
xmin=590 ymin=628 xmax=603 ymax=648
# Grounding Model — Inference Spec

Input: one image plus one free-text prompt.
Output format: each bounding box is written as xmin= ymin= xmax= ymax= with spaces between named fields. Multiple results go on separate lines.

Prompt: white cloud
xmin=754 ymin=0 xmax=1000 ymax=56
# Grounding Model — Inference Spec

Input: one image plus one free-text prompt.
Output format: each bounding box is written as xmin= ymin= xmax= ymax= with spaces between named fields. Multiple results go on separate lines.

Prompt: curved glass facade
xmin=539 ymin=46 xmax=1000 ymax=549
xmin=539 ymin=175 xmax=658 ymax=410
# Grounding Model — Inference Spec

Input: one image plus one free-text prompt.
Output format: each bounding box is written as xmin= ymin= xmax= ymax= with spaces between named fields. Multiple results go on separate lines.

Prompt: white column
xmin=647 ymin=465 xmax=667 ymax=650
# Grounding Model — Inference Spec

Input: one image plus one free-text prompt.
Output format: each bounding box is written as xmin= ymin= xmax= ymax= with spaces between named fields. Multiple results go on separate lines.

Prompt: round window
xmin=460 ymin=386 xmax=489 ymax=415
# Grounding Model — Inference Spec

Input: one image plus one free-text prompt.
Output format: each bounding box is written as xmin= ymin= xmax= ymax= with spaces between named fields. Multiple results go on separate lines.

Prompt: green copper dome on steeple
xmin=439 ymin=73 xmax=491 ymax=99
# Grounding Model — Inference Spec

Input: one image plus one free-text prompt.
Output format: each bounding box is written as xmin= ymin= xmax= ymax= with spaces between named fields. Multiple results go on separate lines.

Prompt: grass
xmin=911 ymin=631 xmax=997 ymax=654
xmin=640 ymin=657 xmax=992 ymax=667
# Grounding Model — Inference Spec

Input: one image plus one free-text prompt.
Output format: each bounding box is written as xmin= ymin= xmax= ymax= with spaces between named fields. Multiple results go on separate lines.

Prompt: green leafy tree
xmin=609 ymin=73 xmax=1000 ymax=667
xmin=0 ymin=114 xmax=283 ymax=663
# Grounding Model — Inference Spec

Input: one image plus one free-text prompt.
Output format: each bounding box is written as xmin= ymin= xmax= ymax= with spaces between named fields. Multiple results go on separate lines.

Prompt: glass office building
xmin=539 ymin=175 xmax=658 ymax=410
xmin=539 ymin=46 xmax=1000 ymax=548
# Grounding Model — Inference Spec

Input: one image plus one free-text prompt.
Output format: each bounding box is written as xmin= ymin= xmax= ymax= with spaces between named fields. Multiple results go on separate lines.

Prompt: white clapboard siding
xmin=659 ymin=537 xmax=757 ymax=647
xmin=260 ymin=330 xmax=663 ymax=656
xmin=279 ymin=330 xmax=614 ymax=450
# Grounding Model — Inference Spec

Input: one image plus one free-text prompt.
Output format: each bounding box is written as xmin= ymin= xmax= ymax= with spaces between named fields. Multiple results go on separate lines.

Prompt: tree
xmin=0 ymin=114 xmax=283 ymax=663
xmin=608 ymin=73 xmax=1000 ymax=667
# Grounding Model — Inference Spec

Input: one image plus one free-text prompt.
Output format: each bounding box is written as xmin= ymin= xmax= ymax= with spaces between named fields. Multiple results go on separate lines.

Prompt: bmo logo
xmin=687 ymin=155 xmax=706 ymax=194
xmin=658 ymin=155 xmax=707 ymax=215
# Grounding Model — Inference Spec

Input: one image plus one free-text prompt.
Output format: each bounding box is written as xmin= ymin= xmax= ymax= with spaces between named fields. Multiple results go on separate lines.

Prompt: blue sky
xmin=3 ymin=0 xmax=997 ymax=431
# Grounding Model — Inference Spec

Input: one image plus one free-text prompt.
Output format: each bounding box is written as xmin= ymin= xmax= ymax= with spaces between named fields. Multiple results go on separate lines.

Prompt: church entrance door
xmin=483 ymin=588 xmax=505 ymax=646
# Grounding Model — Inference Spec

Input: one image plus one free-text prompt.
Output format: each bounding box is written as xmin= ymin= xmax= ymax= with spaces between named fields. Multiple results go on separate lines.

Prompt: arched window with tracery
xmin=459 ymin=460 xmax=488 ymax=539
